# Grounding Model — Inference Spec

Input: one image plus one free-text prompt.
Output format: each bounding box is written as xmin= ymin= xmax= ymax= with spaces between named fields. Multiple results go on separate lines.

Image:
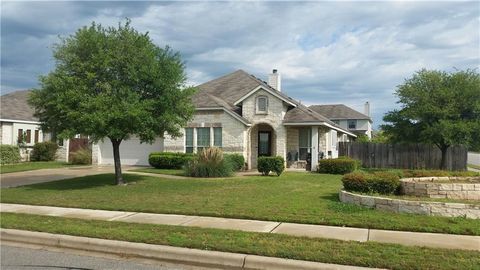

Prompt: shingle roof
xmin=193 ymin=70 xmax=353 ymax=134
xmin=308 ymin=104 xmax=371 ymax=121
xmin=0 ymin=90 xmax=38 ymax=122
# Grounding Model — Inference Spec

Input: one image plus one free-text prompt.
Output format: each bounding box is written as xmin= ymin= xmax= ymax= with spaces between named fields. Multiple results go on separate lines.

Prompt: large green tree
xmin=382 ymin=69 xmax=480 ymax=169
xmin=30 ymin=21 xmax=196 ymax=184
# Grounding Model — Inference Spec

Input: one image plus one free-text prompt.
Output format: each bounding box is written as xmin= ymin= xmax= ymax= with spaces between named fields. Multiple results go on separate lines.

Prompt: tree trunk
xmin=111 ymin=138 xmax=124 ymax=185
xmin=440 ymin=145 xmax=449 ymax=170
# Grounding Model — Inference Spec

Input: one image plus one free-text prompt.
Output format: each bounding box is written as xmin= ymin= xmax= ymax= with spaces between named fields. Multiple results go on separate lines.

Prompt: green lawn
xmin=2 ymin=213 xmax=478 ymax=270
xmin=2 ymin=172 xmax=479 ymax=235
xmin=129 ymin=168 xmax=184 ymax=176
xmin=0 ymin=162 xmax=78 ymax=174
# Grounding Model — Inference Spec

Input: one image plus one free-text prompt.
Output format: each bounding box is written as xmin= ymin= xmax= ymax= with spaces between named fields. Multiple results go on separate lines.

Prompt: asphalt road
xmin=1 ymin=245 xmax=191 ymax=270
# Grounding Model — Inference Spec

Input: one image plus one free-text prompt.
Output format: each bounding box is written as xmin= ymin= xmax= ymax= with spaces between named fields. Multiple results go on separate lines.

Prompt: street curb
xmin=1 ymin=229 xmax=382 ymax=270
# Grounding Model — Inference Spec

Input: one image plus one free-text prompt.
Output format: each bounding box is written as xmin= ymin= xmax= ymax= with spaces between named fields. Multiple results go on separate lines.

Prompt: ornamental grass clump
xmin=184 ymin=147 xmax=233 ymax=177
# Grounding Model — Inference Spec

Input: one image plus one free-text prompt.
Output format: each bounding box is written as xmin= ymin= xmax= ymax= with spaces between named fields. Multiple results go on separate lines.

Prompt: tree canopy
xmin=382 ymin=69 xmax=480 ymax=168
xmin=30 ymin=20 xmax=196 ymax=184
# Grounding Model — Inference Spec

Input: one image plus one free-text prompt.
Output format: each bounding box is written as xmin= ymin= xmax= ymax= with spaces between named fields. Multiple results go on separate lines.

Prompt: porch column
xmin=311 ymin=126 xmax=319 ymax=171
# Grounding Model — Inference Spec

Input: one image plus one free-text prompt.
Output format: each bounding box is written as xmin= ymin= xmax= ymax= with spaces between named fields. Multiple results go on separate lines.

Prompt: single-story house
xmin=308 ymin=103 xmax=373 ymax=139
xmin=0 ymin=90 xmax=69 ymax=161
xmin=93 ymin=69 xmax=359 ymax=170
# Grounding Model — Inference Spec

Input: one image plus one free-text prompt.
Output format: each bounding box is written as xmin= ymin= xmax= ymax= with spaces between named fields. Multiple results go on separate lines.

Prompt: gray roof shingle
xmin=193 ymin=70 xmax=352 ymax=134
xmin=0 ymin=90 xmax=38 ymax=122
xmin=308 ymin=104 xmax=371 ymax=121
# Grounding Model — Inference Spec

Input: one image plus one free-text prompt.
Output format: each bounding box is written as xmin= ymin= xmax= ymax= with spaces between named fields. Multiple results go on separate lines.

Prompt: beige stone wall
xmin=339 ymin=190 xmax=480 ymax=219
xmin=164 ymin=110 xmax=248 ymax=158
xmin=242 ymin=89 xmax=288 ymax=168
xmin=401 ymin=177 xmax=480 ymax=200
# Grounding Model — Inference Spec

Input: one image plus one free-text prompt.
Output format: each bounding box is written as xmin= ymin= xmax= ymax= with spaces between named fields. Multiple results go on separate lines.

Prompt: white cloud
xmin=1 ymin=1 xmax=478 ymax=128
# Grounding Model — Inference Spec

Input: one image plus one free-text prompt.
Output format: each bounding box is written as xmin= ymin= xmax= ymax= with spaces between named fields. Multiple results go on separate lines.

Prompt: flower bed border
xmin=339 ymin=190 xmax=480 ymax=219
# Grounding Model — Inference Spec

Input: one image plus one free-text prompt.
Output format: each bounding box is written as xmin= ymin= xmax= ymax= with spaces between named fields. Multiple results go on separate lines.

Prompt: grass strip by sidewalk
xmin=1 ymin=213 xmax=479 ymax=270
xmin=2 ymin=173 xmax=479 ymax=236
xmin=128 ymin=168 xmax=184 ymax=176
xmin=0 ymin=162 xmax=77 ymax=174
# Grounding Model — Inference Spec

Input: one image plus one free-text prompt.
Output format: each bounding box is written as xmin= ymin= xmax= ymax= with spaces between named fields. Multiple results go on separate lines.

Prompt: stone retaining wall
xmin=400 ymin=177 xmax=480 ymax=200
xmin=339 ymin=190 xmax=480 ymax=219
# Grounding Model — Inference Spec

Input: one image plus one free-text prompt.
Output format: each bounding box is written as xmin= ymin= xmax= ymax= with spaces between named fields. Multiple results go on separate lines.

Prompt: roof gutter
xmin=0 ymin=118 xmax=41 ymax=124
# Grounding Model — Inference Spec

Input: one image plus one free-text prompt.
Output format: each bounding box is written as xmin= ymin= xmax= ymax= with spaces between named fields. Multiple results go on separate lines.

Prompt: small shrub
xmin=224 ymin=154 xmax=245 ymax=171
xmin=69 ymin=148 xmax=92 ymax=165
xmin=342 ymin=171 xmax=369 ymax=192
xmin=148 ymin=152 xmax=195 ymax=169
xmin=317 ymin=157 xmax=360 ymax=174
xmin=30 ymin=141 xmax=58 ymax=161
xmin=257 ymin=156 xmax=285 ymax=176
xmin=0 ymin=145 xmax=21 ymax=164
xmin=368 ymin=172 xmax=401 ymax=194
xmin=342 ymin=171 xmax=400 ymax=194
xmin=184 ymin=147 xmax=233 ymax=177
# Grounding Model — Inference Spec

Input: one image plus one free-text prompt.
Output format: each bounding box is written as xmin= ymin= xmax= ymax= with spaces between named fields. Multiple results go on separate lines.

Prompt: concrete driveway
xmin=0 ymin=166 xmax=138 ymax=188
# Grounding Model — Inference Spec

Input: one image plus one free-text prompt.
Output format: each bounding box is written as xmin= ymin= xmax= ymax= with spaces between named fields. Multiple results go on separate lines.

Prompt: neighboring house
xmin=93 ymin=69 xmax=357 ymax=170
xmin=0 ymin=90 xmax=69 ymax=161
xmin=309 ymin=103 xmax=373 ymax=139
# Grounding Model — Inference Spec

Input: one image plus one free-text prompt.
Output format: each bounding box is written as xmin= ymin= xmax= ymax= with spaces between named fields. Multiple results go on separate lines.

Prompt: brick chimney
xmin=268 ymin=69 xmax=281 ymax=91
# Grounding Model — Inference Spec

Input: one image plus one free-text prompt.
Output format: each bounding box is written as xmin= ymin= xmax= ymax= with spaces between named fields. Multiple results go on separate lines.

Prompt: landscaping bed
xmin=2 ymin=213 xmax=479 ymax=270
xmin=1 ymin=172 xmax=479 ymax=235
xmin=340 ymin=169 xmax=480 ymax=219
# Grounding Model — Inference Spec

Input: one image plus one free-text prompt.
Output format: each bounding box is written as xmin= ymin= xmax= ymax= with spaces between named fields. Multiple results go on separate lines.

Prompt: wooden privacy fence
xmin=338 ymin=142 xmax=467 ymax=171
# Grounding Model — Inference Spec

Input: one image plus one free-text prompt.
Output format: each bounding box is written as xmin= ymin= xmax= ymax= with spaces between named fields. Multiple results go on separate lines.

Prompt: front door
xmin=258 ymin=131 xmax=271 ymax=157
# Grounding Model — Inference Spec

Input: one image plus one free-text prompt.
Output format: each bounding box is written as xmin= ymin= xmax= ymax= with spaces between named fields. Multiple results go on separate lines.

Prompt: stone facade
xmin=339 ymin=190 xmax=480 ymax=219
xmin=401 ymin=177 xmax=480 ymax=200
xmin=242 ymin=89 xmax=288 ymax=169
xmin=164 ymin=110 xmax=248 ymax=157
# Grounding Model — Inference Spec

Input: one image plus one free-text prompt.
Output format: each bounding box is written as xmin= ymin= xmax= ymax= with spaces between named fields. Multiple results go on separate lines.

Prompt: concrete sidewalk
xmin=1 ymin=203 xmax=479 ymax=251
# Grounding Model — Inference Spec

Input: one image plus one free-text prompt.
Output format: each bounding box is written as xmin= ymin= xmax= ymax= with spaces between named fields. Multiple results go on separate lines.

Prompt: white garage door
xmin=97 ymin=137 xmax=164 ymax=166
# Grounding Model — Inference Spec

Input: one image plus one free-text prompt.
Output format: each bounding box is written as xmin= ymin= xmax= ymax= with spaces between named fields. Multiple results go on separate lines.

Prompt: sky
xmin=1 ymin=1 xmax=479 ymax=128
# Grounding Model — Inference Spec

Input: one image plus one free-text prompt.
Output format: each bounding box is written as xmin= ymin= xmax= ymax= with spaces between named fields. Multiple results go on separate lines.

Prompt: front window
xmin=26 ymin=130 xmax=31 ymax=144
xmin=196 ymin=127 xmax=210 ymax=152
xmin=256 ymin=96 xmax=268 ymax=113
xmin=213 ymin=127 xmax=222 ymax=147
xmin=185 ymin=128 xmax=194 ymax=153
xmin=17 ymin=129 xmax=24 ymax=144
xmin=298 ymin=128 xmax=311 ymax=160
xmin=348 ymin=120 xmax=357 ymax=129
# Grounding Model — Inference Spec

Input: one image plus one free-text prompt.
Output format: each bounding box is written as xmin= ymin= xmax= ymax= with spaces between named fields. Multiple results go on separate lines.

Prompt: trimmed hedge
xmin=148 ymin=152 xmax=195 ymax=169
xmin=317 ymin=157 xmax=360 ymax=174
xmin=0 ymin=145 xmax=21 ymax=165
xmin=30 ymin=141 xmax=58 ymax=161
xmin=257 ymin=156 xmax=285 ymax=176
xmin=342 ymin=171 xmax=400 ymax=195
xmin=224 ymin=154 xmax=245 ymax=171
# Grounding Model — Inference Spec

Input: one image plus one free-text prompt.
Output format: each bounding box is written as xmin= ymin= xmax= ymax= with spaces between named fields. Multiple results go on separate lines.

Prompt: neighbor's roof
xmin=308 ymin=104 xmax=371 ymax=121
xmin=0 ymin=90 xmax=38 ymax=122
xmin=193 ymin=69 xmax=354 ymax=135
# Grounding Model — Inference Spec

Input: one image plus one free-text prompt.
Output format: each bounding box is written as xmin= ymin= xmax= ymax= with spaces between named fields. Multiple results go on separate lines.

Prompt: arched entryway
xmin=248 ymin=123 xmax=276 ymax=169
